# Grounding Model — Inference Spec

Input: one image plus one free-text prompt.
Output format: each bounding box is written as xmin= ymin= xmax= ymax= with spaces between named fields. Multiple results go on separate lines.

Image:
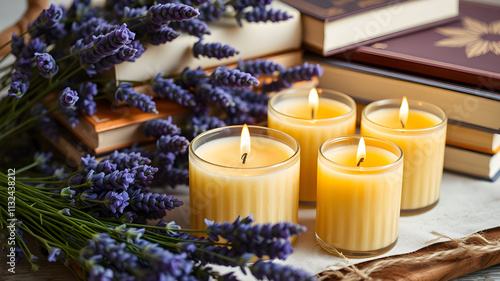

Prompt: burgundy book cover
xmin=339 ymin=0 xmax=500 ymax=91
xmin=279 ymin=0 xmax=407 ymax=21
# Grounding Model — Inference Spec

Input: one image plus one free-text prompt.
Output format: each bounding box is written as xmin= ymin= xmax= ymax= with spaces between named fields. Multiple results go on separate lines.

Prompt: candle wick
xmin=241 ymin=153 xmax=248 ymax=164
xmin=311 ymin=109 xmax=315 ymax=120
xmin=400 ymin=120 xmax=405 ymax=128
xmin=357 ymin=158 xmax=364 ymax=167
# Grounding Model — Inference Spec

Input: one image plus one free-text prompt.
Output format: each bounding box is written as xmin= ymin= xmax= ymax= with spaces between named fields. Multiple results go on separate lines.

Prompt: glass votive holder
xmin=268 ymin=87 xmax=356 ymax=204
xmin=361 ymin=98 xmax=447 ymax=215
xmin=316 ymin=135 xmax=404 ymax=258
xmin=188 ymin=125 xmax=300 ymax=229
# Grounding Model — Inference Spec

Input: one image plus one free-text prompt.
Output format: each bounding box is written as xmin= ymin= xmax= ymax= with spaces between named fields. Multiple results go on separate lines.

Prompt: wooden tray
xmin=317 ymin=227 xmax=500 ymax=281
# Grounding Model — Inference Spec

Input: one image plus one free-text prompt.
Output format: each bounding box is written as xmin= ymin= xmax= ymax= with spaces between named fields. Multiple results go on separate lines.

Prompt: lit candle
xmin=316 ymin=136 xmax=404 ymax=258
xmin=268 ymin=88 xmax=356 ymax=203
xmin=361 ymin=97 xmax=447 ymax=215
xmin=188 ymin=125 xmax=300 ymax=229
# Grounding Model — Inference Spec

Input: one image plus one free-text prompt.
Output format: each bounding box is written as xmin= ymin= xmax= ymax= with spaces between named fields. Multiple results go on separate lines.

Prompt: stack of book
xmin=289 ymin=0 xmax=499 ymax=181
xmin=47 ymin=1 xmax=306 ymax=163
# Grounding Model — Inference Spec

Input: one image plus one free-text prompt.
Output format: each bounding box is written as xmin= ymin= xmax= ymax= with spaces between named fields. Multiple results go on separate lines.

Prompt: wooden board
xmin=317 ymin=227 xmax=500 ymax=281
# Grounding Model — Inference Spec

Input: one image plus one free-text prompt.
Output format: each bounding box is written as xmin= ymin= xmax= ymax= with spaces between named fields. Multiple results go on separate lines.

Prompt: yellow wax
xmin=361 ymin=108 xmax=446 ymax=211
xmin=189 ymin=136 xmax=300 ymax=229
xmin=316 ymin=146 xmax=403 ymax=253
xmin=268 ymin=97 xmax=356 ymax=202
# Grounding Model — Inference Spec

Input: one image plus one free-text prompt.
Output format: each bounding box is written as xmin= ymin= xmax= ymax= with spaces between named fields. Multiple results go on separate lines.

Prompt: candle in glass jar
xmin=316 ymin=136 xmax=403 ymax=258
xmin=189 ymin=125 xmax=300 ymax=229
xmin=268 ymin=88 xmax=356 ymax=203
xmin=361 ymin=97 xmax=447 ymax=215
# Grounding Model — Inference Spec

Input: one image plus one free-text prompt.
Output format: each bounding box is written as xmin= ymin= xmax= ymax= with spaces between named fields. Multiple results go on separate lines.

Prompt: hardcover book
xmin=444 ymin=145 xmax=500 ymax=181
xmin=114 ymin=1 xmax=302 ymax=81
xmin=305 ymin=53 xmax=500 ymax=133
xmin=340 ymin=0 xmax=500 ymax=91
xmin=280 ymin=0 xmax=459 ymax=56
xmin=55 ymin=97 xmax=189 ymax=154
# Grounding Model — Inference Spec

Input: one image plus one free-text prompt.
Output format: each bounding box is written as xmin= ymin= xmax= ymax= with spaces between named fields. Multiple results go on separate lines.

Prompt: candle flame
xmin=240 ymin=124 xmax=251 ymax=164
xmin=399 ymin=96 xmax=409 ymax=128
xmin=357 ymin=137 xmax=366 ymax=167
xmin=308 ymin=88 xmax=319 ymax=119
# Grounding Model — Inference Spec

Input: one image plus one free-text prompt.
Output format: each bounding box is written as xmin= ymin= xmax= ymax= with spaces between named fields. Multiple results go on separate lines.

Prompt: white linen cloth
xmin=162 ymin=171 xmax=500 ymax=279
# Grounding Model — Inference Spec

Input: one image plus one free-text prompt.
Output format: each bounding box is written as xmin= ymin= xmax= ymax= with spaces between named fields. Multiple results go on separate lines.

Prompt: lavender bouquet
xmin=0 ymin=1 xmax=323 ymax=280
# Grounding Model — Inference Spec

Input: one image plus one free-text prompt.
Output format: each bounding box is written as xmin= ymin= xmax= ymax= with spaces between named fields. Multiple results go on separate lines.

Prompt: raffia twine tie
xmin=317 ymin=231 xmax=500 ymax=281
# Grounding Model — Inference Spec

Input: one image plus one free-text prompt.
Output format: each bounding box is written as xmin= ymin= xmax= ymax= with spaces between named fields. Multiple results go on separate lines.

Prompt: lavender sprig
xmin=151 ymin=73 xmax=199 ymax=108
xmin=238 ymin=7 xmax=293 ymax=25
xmin=147 ymin=3 xmax=200 ymax=25
xmin=196 ymin=83 xmax=235 ymax=108
xmin=148 ymin=26 xmax=180 ymax=45
xmin=157 ymin=135 xmax=190 ymax=154
xmin=210 ymin=66 xmax=259 ymax=88
xmin=144 ymin=117 xmax=182 ymax=138
xmin=169 ymin=18 xmax=211 ymax=38
xmin=34 ymin=52 xmax=59 ymax=79
xmin=115 ymin=84 xmax=158 ymax=114
xmin=197 ymin=0 xmax=226 ymax=22
xmin=237 ymin=58 xmax=284 ymax=77
xmin=193 ymin=40 xmax=239 ymax=60
xmin=250 ymin=260 xmax=317 ymax=281
xmin=58 ymin=87 xmax=79 ymax=110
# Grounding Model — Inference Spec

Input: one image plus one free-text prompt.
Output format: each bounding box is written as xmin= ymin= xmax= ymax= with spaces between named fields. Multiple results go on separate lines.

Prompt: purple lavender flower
xmin=237 ymin=58 xmax=284 ymax=77
xmin=79 ymin=24 xmax=135 ymax=64
xmin=261 ymin=79 xmax=292 ymax=93
xmin=104 ymin=151 xmax=151 ymax=170
xmin=115 ymin=84 xmax=158 ymax=114
xmin=88 ymin=170 xmax=135 ymax=191
xmin=250 ymin=260 xmax=316 ymax=281
xmin=130 ymin=40 xmax=146 ymax=59
xmin=103 ymin=191 xmax=130 ymax=213
xmin=169 ymin=18 xmax=211 ymax=38
xmin=76 ymin=82 xmax=98 ymax=116
xmin=204 ymin=215 xmax=306 ymax=259
xmin=130 ymin=165 xmax=158 ymax=188
xmin=95 ymin=160 xmax=118 ymax=174
xmin=238 ymin=7 xmax=292 ymax=25
xmin=176 ymin=67 xmax=209 ymax=88
xmin=28 ymin=4 xmax=64 ymax=36
xmin=279 ymin=62 xmax=324 ymax=84
xmin=47 ymin=247 xmax=64 ymax=262
xmin=157 ymin=135 xmax=190 ymax=154
xmin=129 ymin=191 xmax=183 ymax=218
xmin=210 ymin=66 xmax=259 ymax=88
xmin=151 ymin=73 xmax=199 ymax=108
xmin=88 ymin=45 xmax=138 ymax=75
xmin=10 ymin=32 xmax=25 ymax=57
xmin=196 ymin=83 xmax=235 ymax=108
xmin=193 ymin=40 xmax=239 ymax=60
xmin=140 ymin=244 xmax=193 ymax=277
xmin=144 ymin=117 xmax=182 ymax=138
xmin=152 ymin=152 xmax=176 ymax=171
xmin=187 ymin=115 xmax=226 ymax=138
xmin=82 ymin=234 xmax=140 ymax=273
xmin=148 ymin=25 xmax=180 ymax=45
xmin=156 ymin=167 xmax=189 ymax=187
xmin=8 ymin=70 xmax=30 ymax=98
xmin=34 ymin=52 xmax=59 ymax=78
xmin=73 ymin=17 xmax=108 ymax=39
xmin=198 ymin=0 xmax=226 ymax=22
xmin=58 ymin=87 xmax=80 ymax=110
xmin=15 ymin=37 xmax=47 ymax=71
xmin=148 ymin=3 xmax=200 ymax=25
